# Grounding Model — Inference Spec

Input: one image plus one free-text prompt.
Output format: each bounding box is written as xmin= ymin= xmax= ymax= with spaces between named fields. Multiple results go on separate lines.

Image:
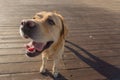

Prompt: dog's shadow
xmin=65 ymin=40 xmax=120 ymax=80
xmin=40 ymin=40 xmax=120 ymax=80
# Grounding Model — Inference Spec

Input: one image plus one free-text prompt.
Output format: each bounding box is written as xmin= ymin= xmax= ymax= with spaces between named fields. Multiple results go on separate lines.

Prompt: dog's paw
xmin=40 ymin=67 xmax=46 ymax=74
xmin=53 ymin=72 xmax=59 ymax=78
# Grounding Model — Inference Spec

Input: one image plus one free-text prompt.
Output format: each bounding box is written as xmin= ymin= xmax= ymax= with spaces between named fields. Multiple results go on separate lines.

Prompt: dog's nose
xmin=21 ymin=20 xmax=35 ymax=27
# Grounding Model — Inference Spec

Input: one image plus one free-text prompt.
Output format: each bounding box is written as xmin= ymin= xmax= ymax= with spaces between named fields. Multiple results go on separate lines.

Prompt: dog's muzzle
xmin=20 ymin=20 xmax=54 ymax=57
xmin=20 ymin=20 xmax=36 ymax=38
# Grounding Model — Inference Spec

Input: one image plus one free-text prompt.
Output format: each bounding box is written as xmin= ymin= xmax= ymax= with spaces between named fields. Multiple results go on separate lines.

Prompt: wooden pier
xmin=0 ymin=0 xmax=120 ymax=80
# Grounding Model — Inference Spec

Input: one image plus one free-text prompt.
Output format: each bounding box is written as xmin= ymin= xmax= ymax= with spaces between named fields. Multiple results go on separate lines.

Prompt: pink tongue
xmin=26 ymin=41 xmax=45 ymax=52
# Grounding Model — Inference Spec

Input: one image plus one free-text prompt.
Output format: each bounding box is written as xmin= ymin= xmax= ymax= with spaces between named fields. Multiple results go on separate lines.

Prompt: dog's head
xmin=19 ymin=11 xmax=68 ymax=57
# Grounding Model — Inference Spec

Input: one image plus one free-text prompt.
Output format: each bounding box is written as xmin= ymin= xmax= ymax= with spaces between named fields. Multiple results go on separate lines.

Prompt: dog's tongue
xmin=26 ymin=41 xmax=45 ymax=52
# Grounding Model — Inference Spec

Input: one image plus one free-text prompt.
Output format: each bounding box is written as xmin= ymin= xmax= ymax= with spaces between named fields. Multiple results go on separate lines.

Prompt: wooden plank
xmin=0 ymin=49 xmax=120 ymax=63
xmin=11 ymin=72 xmax=53 ymax=80
xmin=0 ymin=40 xmax=120 ymax=49
xmin=66 ymin=68 xmax=107 ymax=80
xmin=0 ymin=47 xmax=120 ymax=58
xmin=0 ymin=74 xmax=11 ymax=80
xmin=65 ymin=43 xmax=120 ymax=51
xmin=0 ymin=62 xmax=49 ymax=74
xmin=0 ymin=55 xmax=41 ymax=64
xmin=1 ymin=27 xmax=120 ymax=33
xmin=0 ymin=48 xmax=25 ymax=55
xmin=64 ymin=50 xmax=120 ymax=59
xmin=64 ymin=56 xmax=120 ymax=69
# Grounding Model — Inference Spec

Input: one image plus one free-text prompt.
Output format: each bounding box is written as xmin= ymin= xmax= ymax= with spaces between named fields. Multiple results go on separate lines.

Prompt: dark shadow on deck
xmin=65 ymin=40 xmax=120 ymax=80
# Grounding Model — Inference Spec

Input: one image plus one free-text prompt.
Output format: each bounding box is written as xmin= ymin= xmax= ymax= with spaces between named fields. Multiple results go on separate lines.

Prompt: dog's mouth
xmin=25 ymin=41 xmax=53 ymax=57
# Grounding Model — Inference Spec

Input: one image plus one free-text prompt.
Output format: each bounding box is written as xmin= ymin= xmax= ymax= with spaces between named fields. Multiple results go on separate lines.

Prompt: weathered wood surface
xmin=0 ymin=0 xmax=120 ymax=80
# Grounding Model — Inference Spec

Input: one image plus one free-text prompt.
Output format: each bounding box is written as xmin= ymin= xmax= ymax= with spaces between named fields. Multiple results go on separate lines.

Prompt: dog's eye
xmin=47 ymin=18 xmax=55 ymax=25
xmin=33 ymin=17 xmax=36 ymax=19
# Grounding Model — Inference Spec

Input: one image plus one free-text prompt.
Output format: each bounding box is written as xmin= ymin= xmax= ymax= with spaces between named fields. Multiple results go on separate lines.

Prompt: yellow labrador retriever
xmin=19 ymin=11 xmax=68 ymax=78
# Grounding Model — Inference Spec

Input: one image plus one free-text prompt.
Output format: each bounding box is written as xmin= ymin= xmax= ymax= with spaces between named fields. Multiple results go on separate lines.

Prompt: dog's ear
xmin=60 ymin=18 xmax=68 ymax=39
xmin=56 ymin=13 xmax=68 ymax=39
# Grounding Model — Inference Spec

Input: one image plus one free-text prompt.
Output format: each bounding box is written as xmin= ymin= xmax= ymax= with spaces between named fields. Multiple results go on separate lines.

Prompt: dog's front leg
xmin=40 ymin=54 xmax=47 ymax=73
xmin=52 ymin=46 xmax=64 ymax=78
xmin=52 ymin=58 xmax=60 ymax=78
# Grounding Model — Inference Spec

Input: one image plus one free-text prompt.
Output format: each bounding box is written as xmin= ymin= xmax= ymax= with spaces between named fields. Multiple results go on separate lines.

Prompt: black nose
xmin=21 ymin=20 xmax=35 ymax=27
xmin=21 ymin=20 xmax=36 ymax=38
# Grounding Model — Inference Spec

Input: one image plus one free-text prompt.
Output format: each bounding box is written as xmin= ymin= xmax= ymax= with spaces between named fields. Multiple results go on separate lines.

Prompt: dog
xmin=19 ymin=11 xmax=68 ymax=78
